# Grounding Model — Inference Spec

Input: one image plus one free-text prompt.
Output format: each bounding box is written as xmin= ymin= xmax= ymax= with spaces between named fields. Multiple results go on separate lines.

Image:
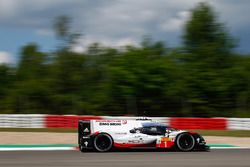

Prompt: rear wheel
xmin=93 ymin=133 xmax=113 ymax=152
xmin=175 ymin=133 xmax=195 ymax=151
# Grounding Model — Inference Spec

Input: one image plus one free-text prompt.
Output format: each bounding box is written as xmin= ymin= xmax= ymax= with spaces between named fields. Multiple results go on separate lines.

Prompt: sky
xmin=0 ymin=0 xmax=249 ymax=64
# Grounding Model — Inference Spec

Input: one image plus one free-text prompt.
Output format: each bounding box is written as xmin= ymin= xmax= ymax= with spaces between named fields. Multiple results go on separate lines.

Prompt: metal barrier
xmin=170 ymin=117 xmax=227 ymax=130
xmin=45 ymin=115 xmax=103 ymax=128
xmin=228 ymin=118 xmax=250 ymax=130
xmin=0 ymin=114 xmax=45 ymax=128
xmin=0 ymin=114 xmax=249 ymax=130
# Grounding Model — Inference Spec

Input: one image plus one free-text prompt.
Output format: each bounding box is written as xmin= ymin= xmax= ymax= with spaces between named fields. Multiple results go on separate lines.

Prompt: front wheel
xmin=175 ymin=133 xmax=195 ymax=151
xmin=93 ymin=133 xmax=113 ymax=152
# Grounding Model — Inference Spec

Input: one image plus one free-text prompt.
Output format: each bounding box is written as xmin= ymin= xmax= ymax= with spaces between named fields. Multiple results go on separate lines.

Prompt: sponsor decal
xmin=110 ymin=123 xmax=121 ymax=126
xmin=156 ymin=138 xmax=175 ymax=148
xmin=96 ymin=120 xmax=121 ymax=123
xmin=161 ymin=137 xmax=171 ymax=142
xmin=84 ymin=141 xmax=88 ymax=147
xmin=99 ymin=123 xmax=109 ymax=126
xmin=115 ymin=132 xmax=127 ymax=135
xmin=82 ymin=136 xmax=90 ymax=139
xmin=128 ymin=140 xmax=144 ymax=144
xmin=122 ymin=120 xmax=127 ymax=124
xmin=99 ymin=122 xmax=121 ymax=126
xmin=83 ymin=128 xmax=89 ymax=133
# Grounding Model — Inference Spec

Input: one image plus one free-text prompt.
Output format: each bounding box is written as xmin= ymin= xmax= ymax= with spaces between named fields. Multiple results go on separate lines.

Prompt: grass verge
xmin=194 ymin=130 xmax=250 ymax=137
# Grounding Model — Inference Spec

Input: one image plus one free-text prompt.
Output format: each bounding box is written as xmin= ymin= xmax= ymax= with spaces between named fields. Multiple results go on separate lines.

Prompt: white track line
xmin=0 ymin=147 xmax=76 ymax=151
xmin=0 ymin=147 xmax=250 ymax=151
xmin=210 ymin=147 xmax=250 ymax=149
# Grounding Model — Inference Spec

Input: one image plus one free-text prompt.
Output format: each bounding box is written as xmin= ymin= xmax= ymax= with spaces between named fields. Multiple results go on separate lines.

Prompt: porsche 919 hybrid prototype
xmin=78 ymin=119 xmax=209 ymax=152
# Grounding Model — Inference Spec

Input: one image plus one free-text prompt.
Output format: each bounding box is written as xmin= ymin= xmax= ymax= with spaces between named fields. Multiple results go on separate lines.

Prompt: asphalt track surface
xmin=0 ymin=149 xmax=249 ymax=167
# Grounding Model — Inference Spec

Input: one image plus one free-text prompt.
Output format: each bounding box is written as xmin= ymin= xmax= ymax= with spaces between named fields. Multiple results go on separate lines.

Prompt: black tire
xmin=175 ymin=133 xmax=195 ymax=151
xmin=93 ymin=133 xmax=113 ymax=152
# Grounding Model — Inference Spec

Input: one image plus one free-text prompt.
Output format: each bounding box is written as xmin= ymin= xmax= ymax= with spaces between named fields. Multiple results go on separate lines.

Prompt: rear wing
xmin=78 ymin=120 xmax=91 ymax=144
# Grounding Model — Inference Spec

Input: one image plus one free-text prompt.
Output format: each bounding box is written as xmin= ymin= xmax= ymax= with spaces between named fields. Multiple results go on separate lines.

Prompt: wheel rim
xmin=94 ymin=134 xmax=112 ymax=152
xmin=177 ymin=133 xmax=195 ymax=151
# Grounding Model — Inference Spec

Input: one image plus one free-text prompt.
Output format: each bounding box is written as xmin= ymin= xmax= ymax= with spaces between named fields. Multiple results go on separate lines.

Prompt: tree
xmin=17 ymin=44 xmax=47 ymax=80
xmin=106 ymin=40 xmax=183 ymax=116
xmin=0 ymin=65 xmax=12 ymax=96
xmin=0 ymin=65 xmax=14 ymax=113
xmin=6 ymin=44 xmax=51 ymax=113
xmin=53 ymin=15 xmax=81 ymax=49
xmin=1 ymin=6 xmax=250 ymax=117
xmin=181 ymin=2 xmax=238 ymax=116
xmin=183 ymin=2 xmax=235 ymax=56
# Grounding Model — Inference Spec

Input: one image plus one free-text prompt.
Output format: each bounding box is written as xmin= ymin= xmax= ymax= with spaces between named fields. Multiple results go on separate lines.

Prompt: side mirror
xmin=166 ymin=129 xmax=171 ymax=134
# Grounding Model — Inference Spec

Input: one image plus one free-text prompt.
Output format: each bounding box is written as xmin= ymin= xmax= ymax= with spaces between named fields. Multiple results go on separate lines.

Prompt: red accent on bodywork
xmin=156 ymin=141 xmax=175 ymax=148
xmin=92 ymin=131 xmax=100 ymax=136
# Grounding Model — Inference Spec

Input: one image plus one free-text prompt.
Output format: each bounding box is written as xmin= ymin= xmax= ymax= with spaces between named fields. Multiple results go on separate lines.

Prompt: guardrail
xmin=0 ymin=114 xmax=45 ymax=128
xmin=0 ymin=114 xmax=249 ymax=130
xmin=228 ymin=118 xmax=250 ymax=130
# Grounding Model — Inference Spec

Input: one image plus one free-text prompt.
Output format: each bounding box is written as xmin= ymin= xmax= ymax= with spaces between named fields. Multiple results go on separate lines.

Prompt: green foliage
xmin=179 ymin=2 xmax=247 ymax=117
xmin=183 ymin=2 xmax=235 ymax=56
xmin=0 ymin=3 xmax=250 ymax=117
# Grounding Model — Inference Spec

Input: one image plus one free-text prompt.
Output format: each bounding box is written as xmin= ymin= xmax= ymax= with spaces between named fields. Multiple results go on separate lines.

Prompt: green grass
xmin=194 ymin=130 xmax=250 ymax=137
xmin=0 ymin=128 xmax=250 ymax=137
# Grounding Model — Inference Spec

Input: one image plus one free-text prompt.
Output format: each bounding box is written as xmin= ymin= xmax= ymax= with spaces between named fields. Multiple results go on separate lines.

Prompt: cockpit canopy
xmin=130 ymin=121 xmax=176 ymax=136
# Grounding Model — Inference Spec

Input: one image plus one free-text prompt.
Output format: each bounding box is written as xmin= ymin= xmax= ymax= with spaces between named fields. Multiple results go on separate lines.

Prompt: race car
xmin=78 ymin=118 xmax=209 ymax=152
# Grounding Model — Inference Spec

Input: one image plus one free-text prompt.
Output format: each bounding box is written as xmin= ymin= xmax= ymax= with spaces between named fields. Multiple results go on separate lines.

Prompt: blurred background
xmin=0 ymin=0 xmax=250 ymax=118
